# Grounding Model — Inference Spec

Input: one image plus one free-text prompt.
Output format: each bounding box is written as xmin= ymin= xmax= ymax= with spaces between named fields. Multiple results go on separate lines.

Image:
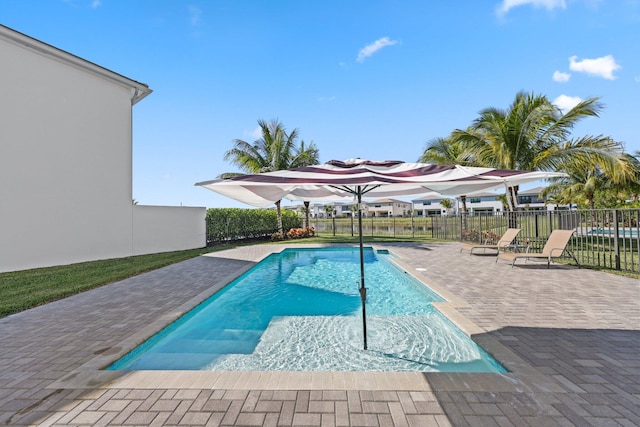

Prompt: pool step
xmin=120 ymin=352 xmax=226 ymax=370
xmin=180 ymin=327 xmax=263 ymax=342
xmin=152 ymin=328 xmax=263 ymax=355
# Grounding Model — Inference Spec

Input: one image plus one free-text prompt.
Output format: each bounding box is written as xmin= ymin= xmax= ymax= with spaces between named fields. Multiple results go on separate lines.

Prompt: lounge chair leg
xmin=568 ymin=250 xmax=580 ymax=268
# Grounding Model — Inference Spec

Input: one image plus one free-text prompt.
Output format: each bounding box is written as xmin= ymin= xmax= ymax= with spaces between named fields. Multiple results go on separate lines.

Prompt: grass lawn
xmin=0 ymin=236 xmax=431 ymax=319
xmin=0 ymin=246 xmax=224 ymax=318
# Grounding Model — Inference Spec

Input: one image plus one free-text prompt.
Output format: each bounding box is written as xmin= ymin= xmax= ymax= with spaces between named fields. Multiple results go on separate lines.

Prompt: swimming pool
xmin=109 ymin=247 xmax=506 ymax=373
xmin=586 ymin=228 xmax=639 ymax=238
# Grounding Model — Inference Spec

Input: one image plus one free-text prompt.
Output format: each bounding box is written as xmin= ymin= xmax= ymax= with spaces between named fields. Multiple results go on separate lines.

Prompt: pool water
xmin=587 ymin=228 xmax=639 ymax=238
xmin=109 ymin=248 xmax=506 ymax=373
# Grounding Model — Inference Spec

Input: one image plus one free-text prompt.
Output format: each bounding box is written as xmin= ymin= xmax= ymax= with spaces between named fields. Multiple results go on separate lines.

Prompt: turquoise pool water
xmin=109 ymin=247 xmax=506 ymax=373
xmin=587 ymin=228 xmax=639 ymax=238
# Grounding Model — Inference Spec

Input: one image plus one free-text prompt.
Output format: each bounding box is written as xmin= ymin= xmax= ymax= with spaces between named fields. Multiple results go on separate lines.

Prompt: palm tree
xmin=452 ymin=91 xmax=633 ymax=211
xmin=323 ymin=204 xmax=335 ymax=218
xmin=220 ymin=119 xmax=319 ymax=235
xmin=418 ymin=136 xmax=477 ymax=166
xmin=443 ymin=91 xmax=636 ymax=231
xmin=419 ymin=135 xmax=478 ymax=229
xmin=543 ymin=148 xmax=640 ymax=211
xmin=624 ymin=151 xmax=640 ymax=203
xmin=541 ymin=164 xmax=601 ymax=210
xmin=439 ymin=198 xmax=453 ymax=215
xmin=303 ymin=201 xmax=311 ymax=230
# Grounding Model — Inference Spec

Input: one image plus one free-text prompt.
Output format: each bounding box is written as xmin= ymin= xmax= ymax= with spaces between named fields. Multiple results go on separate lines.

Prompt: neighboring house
xmin=289 ymin=202 xmax=368 ymax=219
xmin=464 ymin=192 xmax=504 ymax=215
xmin=333 ymin=202 xmax=360 ymax=218
xmin=367 ymin=199 xmax=411 ymax=217
xmin=291 ymin=186 xmax=570 ymax=223
xmin=413 ymin=194 xmax=457 ymax=216
xmin=516 ymin=186 xmax=570 ymax=211
xmin=414 ymin=192 xmax=504 ymax=216
xmin=0 ymin=25 xmax=205 ymax=273
xmin=304 ymin=203 xmax=342 ymax=219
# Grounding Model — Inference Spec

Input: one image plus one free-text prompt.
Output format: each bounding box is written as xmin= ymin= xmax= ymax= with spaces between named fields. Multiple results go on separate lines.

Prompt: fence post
xmin=613 ymin=210 xmax=621 ymax=270
xmin=411 ymin=215 xmax=414 ymax=238
xmin=430 ymin=216 xmax=435 ymax=239
xmin=350 ymin=214 xmax=353 ymax=237
xmin=332 ymin=213 xmax=336 ymax=237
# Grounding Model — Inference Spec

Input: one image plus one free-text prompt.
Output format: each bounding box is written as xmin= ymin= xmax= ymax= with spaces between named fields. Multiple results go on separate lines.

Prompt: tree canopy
xmin=220 ymin=119 xmax=319 ymax=234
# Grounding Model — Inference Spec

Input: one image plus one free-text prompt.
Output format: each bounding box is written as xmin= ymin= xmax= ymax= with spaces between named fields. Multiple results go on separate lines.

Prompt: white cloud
xmin=91 ymin=0 xmax=101 ymax=8
xmin=188 ymin=5 xmax=202 ymax=26
xmin=553 ymin=70 xmax=571 ymax=82
xmin=318 ymin=96 xmax=336 ymax=102
xmin=246 ymin=127 xmax=262 ymax=140
xmin=569 ymin=55 xmax=621 ymax=80
xmin=496 ymin=0 xmax=566 ymax=16
xmin=356 ymin=37 xmax=398 ymax=63
xmin=553 ymin=94 xmax=583 ymax=113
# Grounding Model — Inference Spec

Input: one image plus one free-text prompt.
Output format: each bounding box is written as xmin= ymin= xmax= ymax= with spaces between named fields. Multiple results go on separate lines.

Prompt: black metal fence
xmin=308 ymin=209 xmax=640 ymax=273
xmin=203 ymin=208 xmax=639 ymax=273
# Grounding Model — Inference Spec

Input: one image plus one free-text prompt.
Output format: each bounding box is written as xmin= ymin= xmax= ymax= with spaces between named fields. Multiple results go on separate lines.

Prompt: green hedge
xmin=206 ymin=208 xmax=302 ymax=243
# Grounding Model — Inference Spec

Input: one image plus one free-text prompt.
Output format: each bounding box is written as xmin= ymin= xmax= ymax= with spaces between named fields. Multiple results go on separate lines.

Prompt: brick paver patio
xmin=0 ymin=242 xmax=638 ymax=426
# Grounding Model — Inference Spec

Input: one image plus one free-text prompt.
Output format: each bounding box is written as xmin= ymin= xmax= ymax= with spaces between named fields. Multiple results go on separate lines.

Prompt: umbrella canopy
xmin=196 ymin=159 xmax=565 ymax=207
xmin=196 ymin=159 xmax=566 ymax=350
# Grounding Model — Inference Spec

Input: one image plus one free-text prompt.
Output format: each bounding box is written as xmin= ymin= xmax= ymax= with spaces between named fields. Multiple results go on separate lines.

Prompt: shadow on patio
xmin=428 ymin=326 xmax=640 ymax=426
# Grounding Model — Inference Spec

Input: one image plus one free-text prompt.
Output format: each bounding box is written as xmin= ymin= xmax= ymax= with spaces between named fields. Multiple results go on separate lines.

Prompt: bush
xmin=461 ymin=228 xmax=503 ymax=243
xmin=206 ymin=208 xmax=302 ymax=244
xmin=481 ymin=229 xmax=501 ymax=243
xmin=285 ymin=226 xmax=316 ymax=239
xmin=461 ymin=228 xmax=481 ymax=242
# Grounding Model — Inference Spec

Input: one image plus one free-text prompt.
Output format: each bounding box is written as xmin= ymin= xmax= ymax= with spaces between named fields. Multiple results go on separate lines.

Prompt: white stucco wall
xmin=132 ymin=206 xmax=206 ymax=255
xmin=0 ymin=27 xmax=204 ymax=273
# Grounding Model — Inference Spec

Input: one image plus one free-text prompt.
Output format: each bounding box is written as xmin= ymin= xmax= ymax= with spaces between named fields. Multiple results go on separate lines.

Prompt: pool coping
xmin=47 ymin=245 xmax=562 ymax=394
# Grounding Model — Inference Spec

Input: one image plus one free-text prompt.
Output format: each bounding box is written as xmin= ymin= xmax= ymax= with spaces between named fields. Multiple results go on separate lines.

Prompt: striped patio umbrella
xmin=196 ymin=159 xmax=565 ymax=349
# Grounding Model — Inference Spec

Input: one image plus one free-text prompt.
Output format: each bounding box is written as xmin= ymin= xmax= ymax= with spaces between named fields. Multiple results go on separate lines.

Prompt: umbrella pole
xmin=357 ymin=187 xmax=368 ymax=350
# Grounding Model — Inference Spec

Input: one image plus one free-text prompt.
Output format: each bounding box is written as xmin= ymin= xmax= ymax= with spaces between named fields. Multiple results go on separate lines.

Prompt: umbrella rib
xmin=360 ymin=184 xmax=382 ymax=195
xmin=328 ymin=184 xmax=382 ymax=195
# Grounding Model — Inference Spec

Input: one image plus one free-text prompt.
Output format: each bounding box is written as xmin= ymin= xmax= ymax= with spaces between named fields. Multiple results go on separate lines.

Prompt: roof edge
xmin=0 ymin=24 xmax=152 ymax=105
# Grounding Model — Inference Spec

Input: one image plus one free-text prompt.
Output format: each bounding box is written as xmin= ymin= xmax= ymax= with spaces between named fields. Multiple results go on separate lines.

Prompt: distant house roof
xmin=412 ymin=195 xmax=444 ymax=202
xmin=0 ymin=24 xmax=152 ymax=104
xmin=518 ymin=186 xmax=545 ymax=196
xmin=464 ymin=191 xmax=500 ymax=198
xmin=413 ymin=191 xmax=498 ymax=202
xmin=370 ymin=198 xmax=410 ymax=204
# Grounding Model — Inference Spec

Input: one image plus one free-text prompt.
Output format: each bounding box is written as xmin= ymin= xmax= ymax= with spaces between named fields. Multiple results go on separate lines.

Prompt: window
xmin=469 ymin=197 xmax=481 ymax=203
xmin=519 ymin=196 xmax=532 ymax=204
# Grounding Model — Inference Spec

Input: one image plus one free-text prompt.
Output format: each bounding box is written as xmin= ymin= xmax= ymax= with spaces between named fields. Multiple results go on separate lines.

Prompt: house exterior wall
xmin=466 ymin=196 xmax=503 ymax=214
xmin=132 ymin=205 xmax=205 ymax=255
xmin=368 ymin=201 xmax=411 ymax=217
xmin=0 ymin=27 xmax=204 ymax=273
xmin=413 ymin=199 xmax=457 ymax=216
xmin=308 ymin=203 xmax=369 ymax=218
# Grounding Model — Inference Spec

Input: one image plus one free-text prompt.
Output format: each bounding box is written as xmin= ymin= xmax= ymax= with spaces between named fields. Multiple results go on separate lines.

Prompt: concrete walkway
xmin=0 ymin=242 xmax=638 ymax=426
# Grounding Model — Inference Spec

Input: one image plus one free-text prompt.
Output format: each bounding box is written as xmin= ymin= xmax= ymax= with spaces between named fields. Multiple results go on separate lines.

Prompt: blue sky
xmin=3 ymin=0 xmax=639 ymax=208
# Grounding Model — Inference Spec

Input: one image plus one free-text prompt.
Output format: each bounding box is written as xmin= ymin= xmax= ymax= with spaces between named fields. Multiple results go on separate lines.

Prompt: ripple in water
xmin=206 ymin=315 xmax=502 ymax=372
